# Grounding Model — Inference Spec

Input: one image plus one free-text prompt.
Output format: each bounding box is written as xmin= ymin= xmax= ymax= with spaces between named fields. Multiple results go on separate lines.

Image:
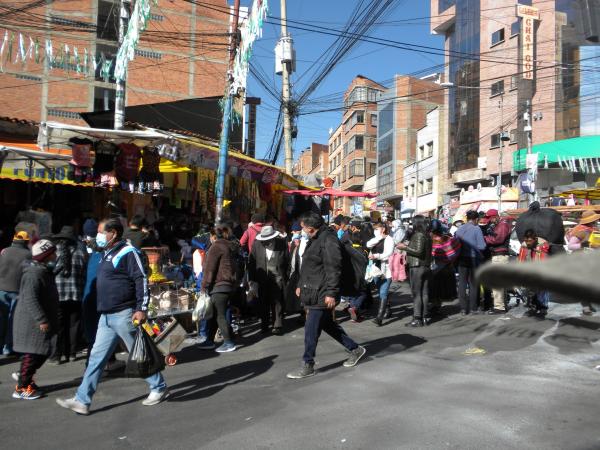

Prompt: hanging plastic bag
xmin=192 ymin=291 xmax=214 ymax=322
xmin=125 ymin=325 xmax=166 ymax=378
xmin=365 ymin=260 xmax=383 ymax=283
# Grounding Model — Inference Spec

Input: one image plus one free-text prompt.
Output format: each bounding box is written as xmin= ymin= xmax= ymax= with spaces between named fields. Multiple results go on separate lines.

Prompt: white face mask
xmin=374 ymin=229 xmax=382 ymax=239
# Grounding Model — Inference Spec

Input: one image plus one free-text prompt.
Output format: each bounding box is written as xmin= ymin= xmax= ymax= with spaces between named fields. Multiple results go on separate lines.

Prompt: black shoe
xmin=372 ymin=317 xmax=383 ymax=327
xmin=383 ymin=307 xmax=392 ymax=319
xmin=271 ymin=327 xmax=283 ymax=335
xmin=406 ymin=319 xmax=423 ymax=327
xmin=286 ymin=363 xmax=315 ymax=379
xmin=423 ymin=317 xmax=432 ymax=326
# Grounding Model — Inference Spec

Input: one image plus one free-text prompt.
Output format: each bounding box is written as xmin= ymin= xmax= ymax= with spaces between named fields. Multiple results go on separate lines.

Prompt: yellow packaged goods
xmin=590 ymin=232 xmax=600 ymax=248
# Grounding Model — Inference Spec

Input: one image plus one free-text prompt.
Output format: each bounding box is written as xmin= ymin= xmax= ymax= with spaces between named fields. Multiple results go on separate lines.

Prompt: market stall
xmin=453 ymin=185 xmax=519 ymax=222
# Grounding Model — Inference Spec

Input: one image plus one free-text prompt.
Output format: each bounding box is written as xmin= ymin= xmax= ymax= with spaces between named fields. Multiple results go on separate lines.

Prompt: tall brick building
xmin=293 ymin=142 xmax=329 ymax=183
xmin=0 ymin=0 xmax=229 ymax=126
xmin=327 ymin=75 xmax=382 ymax=215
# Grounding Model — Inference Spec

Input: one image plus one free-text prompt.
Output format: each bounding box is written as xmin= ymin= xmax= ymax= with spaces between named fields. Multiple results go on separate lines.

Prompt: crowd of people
xmin=0 ymin=205 xmax=598 ymax=410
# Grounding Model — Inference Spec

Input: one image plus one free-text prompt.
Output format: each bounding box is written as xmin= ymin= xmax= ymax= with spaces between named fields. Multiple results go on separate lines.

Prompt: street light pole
xmin=280 ymin=0 xmax=294 ymax=175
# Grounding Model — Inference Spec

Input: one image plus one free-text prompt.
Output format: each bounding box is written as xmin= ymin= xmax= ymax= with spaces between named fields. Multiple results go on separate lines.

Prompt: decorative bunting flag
xmin=45 ymin=39 xmax=53 ymax=68
xmin=0 ymin=31 xmax=7 ymax=71
xmin=16 ymin=33 xmax=25 ymax=63
xmin=34 ymin=37 xmax=40 ymax=63
xmin=6 ymin=32 xmax=14 ymax=64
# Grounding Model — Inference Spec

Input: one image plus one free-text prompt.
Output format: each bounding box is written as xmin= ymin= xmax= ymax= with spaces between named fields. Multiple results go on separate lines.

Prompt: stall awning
xmin=513 ymin=136 xmax=600 ymax=171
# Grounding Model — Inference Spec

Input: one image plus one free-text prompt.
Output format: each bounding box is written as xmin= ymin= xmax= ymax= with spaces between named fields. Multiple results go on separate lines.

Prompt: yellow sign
xmin=517 ymin=4 xmax=539 ymax=80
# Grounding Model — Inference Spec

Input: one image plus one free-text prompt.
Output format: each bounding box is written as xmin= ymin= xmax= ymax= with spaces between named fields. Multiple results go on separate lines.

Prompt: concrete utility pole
xmin=215 ymin=0 xmax=241 ymax=224
xmin=524 ymin=99 xmax=535 ymax=203
xmin=498 ymin=96 xmax=504 ymax=213
xmin=114 ymin=0 xmax=129 ymax=129
xmin=280 ymin=0 xmax=294 ymax=175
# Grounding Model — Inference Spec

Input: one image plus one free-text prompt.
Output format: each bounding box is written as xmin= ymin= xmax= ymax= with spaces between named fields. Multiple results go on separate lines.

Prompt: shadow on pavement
xmin=544 ymin=317 xmax=600 ymax=354
xmin=473 ymin=316 xmax=556 ymax=354
xmin=168 ymin=355 xmax=277 ymax=402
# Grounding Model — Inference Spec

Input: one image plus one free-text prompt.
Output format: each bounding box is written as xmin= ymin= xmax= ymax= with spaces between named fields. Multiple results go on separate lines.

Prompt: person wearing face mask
xmin=248 ymin=226 xmax=289 ymax=335
xmin=11 ymin=240 xmax=59 ymax=400
xmin=286 ymin=224 xmax=309 ymax=318
xmin=81 ymin=219 xmax=102 ymax=362
xmin=367 ymin=223 xmax=395 ymax=326
xmin=57 ymin=219 xmax=168 ymax=415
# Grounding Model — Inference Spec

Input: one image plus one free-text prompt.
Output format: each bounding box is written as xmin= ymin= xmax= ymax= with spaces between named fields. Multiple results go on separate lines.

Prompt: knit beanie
xmin=83 ymin=219 xmax=98 ymax=238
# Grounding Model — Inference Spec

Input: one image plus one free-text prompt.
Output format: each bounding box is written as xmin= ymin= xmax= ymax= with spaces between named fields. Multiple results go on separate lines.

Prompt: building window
xmin=378 ymin=133 xmax=393 ymax=165
xmin=50 ymin=15 xmax=93 ymax=29
xmin=491 ymin=80 xmax=504 ymax=97
xmin=345 ymin=86 xmax=380 ymax=108
xmin=342 ymin=165 xmax=347 ymax=183
xmin=150 ymin=13 xmax=164 ymax=21
xmin=371 ymin=113 xmax=378 ymax=127
xmin=510 ymin=129 xmax=519 ymax=144
xmin=491 ymin=133 xmax=501 ymax=148
xmin=134 ymin=49 xmax=162 ymax=60
xmin=510 ymin=75 xmax=518 ymax=90
xmin=354 ymin=135 xmax=364 ymax=150
xmin=511 ymin=20 xmax=520 ymax=37
xmin=418 ymin=145 xmax=425 ymax=160
xmin=15 ymin=73 xmax=42 ymax=81
xmin=378 ymin=165 xmax=393 ymax=196
xmin=95 ymin=44 xmax=117 ymax=83
xmin=425 ymin=141 xmax=434 ymax=158
xmin=349 ymin=159 xmax=365 ymax=177
xmin=404 ymin=186 xmax=409 ymax=199
xmin=368 ymin=162 xmax=376 ymax=177
xmin=439 ymin=0 xmax=456 ymax=13
xmin=491 ymin=28 xmax=505 ymax=47
xmin=97 ymin=1 xmax=121 ymax=42
xmin=378 ymin=103 xmax=393 ymax=136
xmin=94 ymin=87 xmax=116 ymax=112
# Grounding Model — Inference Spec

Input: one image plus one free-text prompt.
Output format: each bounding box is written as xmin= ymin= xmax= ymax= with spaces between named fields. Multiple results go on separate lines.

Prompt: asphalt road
xmin=1 ymin=284 xmax=599 ymax=450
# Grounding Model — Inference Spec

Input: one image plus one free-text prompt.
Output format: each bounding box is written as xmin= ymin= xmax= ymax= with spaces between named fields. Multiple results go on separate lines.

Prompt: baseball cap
xmin=485 ymin=209 xmax=499 ymax=218
xmin=13 ymin=231 xmax=30 ymax=241
xmin=32 ymin=239 xmax=56 ymax=262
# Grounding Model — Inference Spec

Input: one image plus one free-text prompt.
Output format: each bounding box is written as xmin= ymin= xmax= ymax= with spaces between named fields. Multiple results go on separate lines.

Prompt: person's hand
xmin=132 ymin=310 xmax=147 ymax=325
xmin=39 ymin=323 xmax=49 ymax=333
xmin=295 ymin=288 xmax=301 ymax=297
xmin=368 ymin=253 xmax=375 ymax=260
xmin=396 ymin=243 xmax=407 ymax=250
xmin=324 ymin=296 xmax=336 ymax=309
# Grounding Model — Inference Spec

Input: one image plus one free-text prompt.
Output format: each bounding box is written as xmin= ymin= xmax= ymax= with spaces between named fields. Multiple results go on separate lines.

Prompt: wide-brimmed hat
xmin=32 ymin=239 xmax=56 ymax=262
xmin=579 ymin=210 xmax=600 ymax=225
xmin=255 ymin=225 xmax=279 ymax=241
xmin=54 ymin=225 xmax=78 ymax=241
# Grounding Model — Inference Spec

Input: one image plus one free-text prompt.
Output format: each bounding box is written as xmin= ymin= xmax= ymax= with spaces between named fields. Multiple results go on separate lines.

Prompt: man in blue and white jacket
xmin=57 ymin=219 xmax=168 ymax=415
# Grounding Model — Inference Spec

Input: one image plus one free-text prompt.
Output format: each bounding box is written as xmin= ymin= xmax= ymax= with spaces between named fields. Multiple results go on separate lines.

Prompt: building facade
xmin=431 ymin=0 xmax=600 ymax=202
xmin=376 ymin=74 xmax=445 ymax=213
xmin=293 ymin=143 xmax=329 ymax=183
xmin=0 ymin=0 xmax=229 ymax=125
xmin=403 ymin=107 xmax=443 ymax=216
xmin=327 ymin=75 xmax=382 ymax=215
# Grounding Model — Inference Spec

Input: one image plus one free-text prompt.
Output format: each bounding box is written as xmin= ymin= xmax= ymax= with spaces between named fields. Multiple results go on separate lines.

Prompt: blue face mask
xmin=337 ymin=229 xmax=345 ymax=240
xmin=95 ymin=232 xmax=108 ymax=249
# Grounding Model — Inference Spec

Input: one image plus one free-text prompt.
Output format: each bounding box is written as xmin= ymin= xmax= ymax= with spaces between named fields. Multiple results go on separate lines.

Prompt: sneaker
xmin=12 ymin=385 xmax=42 ymax=400
xmin=215 ymin=342 xmax=237 ymax=353
xmin=197 ymin=341 xmax=216 ymax=350
xmin=286 ymin=363 xmax=315 ymax=379
xmin=142 ymin=389 xmax=170 ymax=406
xmin=343 ymin=345 xmax=367 ymax=368
xmin=56 ymin=397 xmax=90 ymax=415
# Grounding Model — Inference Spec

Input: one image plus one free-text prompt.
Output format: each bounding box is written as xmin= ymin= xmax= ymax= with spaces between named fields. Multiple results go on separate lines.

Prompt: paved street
xmin=1 ymin=284 xmax=600 ymax=450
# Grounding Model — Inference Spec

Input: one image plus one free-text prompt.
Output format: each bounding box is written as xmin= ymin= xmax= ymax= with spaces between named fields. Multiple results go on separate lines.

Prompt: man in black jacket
xmin=287 ymin=212 xmax=366 ymax=379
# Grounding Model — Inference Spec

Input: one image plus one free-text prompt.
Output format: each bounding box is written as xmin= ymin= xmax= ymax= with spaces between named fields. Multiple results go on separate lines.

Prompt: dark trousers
xmin=51 ymin=301 xmax=81 ymax=361
xmin=303 ymin=308 xmax=358 ymax=364
xmin=458 ymin=265 xmax=479 ymax=313
xmin=410 ymin=266 xmax=431 ymax=319
xmin=259 ymin=284 xmax=284 ymax=329
xmin=18 ymin=353 xmax=47 ymax=388
xmin=208 ymin=292 xmax=233 ymax=343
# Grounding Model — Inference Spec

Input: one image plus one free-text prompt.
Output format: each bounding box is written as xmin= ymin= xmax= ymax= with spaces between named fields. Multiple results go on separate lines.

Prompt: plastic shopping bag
xmin=125 ymin=326 xmax=166 ymax=378
xmin=365 ymin=261 xmax=383 ymax=283
xmin=192 ymin=291 xmax=214 ymax=322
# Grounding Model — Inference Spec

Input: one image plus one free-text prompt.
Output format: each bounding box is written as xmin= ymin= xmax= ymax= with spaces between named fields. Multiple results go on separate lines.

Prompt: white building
xmin=403 ymin=107 xmax=441 ymax=216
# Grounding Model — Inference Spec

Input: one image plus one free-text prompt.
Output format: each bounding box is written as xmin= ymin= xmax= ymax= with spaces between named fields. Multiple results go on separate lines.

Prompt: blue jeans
xmin=346 ymin=292 xmax=367 ymax=310
xmin=75 ymin=308 xmax=167 ymax=406
xmin=376 ymin=277 xmax=392 ymax=303
xmin=0 ymin=291 xmax=18 ymax=353
xmin=303 ymin=308 xmax=357 ymax=364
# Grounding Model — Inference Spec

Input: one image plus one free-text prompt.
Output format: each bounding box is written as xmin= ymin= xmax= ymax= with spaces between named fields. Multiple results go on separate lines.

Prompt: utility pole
xmin=114 ymin=0 xmax=129 ymax=129
xmin=280 ymin=0 xmax=294 ymax=175
xmin=215 ymin=0 xmax=241 ymax=224
xmin=524 ymin=99 xmax=535 ymax=203
xmin=498 ymin=96 xmax=504 ymax=213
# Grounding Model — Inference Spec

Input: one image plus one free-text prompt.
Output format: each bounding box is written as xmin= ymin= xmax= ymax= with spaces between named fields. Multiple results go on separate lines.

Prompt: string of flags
xmin=0 ymin=29 xmax=117 ymax=81
xmin=556 ymin=154 xmax=600 ymax=173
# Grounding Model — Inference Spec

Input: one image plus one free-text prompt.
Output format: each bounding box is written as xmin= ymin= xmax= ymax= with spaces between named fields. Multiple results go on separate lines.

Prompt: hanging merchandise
xmin=68 ymin=137 xmax=94 ymax=183
xmin=0 ymin=31 xmax=7 ymax=71
xmin=138 ymin=147 xmax=163 ymax=194
xmin=45 ymin=38 xmax=53 ymax=69
xmin=114 ymin=0 xmax=156 ymax=82
xmin=93 ymin=140 xmax=119 ymax=187
xmin=16 ymin=33 xmax=25 ymax=64
xmin=116 ymin=143 xmax=142 ymax=192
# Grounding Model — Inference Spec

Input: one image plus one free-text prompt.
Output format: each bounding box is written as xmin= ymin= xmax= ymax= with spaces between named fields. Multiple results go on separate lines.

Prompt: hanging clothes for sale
xmin=116 ymin=143 xmax=142 ymax=192
xmin=68 ymin=137 xmax=94 ymax=183
xmin=138 ymin=146 xmax=163 ymax=194
xmin=93 ymin=140 xmax=119 ymax=188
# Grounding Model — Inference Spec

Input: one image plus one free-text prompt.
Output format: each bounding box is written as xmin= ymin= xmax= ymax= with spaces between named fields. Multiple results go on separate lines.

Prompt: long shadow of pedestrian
xmin=317 ymin=333 xmax=427 ymax=374
xmin=544 ymin=317 xmax=600 ymax=354
xmin=167 ymin=355 xmax=277 ymax=402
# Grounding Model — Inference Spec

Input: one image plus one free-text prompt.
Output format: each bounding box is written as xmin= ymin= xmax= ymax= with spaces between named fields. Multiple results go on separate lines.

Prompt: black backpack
xmin=340 ymin=241 xmax=368 ymax=297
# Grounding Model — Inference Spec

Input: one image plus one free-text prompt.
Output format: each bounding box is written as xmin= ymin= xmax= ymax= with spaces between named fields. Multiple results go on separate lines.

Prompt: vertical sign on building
xmin=517 ymin=4 xmax=540 ymax=80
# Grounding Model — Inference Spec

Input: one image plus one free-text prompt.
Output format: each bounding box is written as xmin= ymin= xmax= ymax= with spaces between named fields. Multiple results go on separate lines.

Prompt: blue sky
xmin=244 ymin=0 xmax=445 ymax=162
